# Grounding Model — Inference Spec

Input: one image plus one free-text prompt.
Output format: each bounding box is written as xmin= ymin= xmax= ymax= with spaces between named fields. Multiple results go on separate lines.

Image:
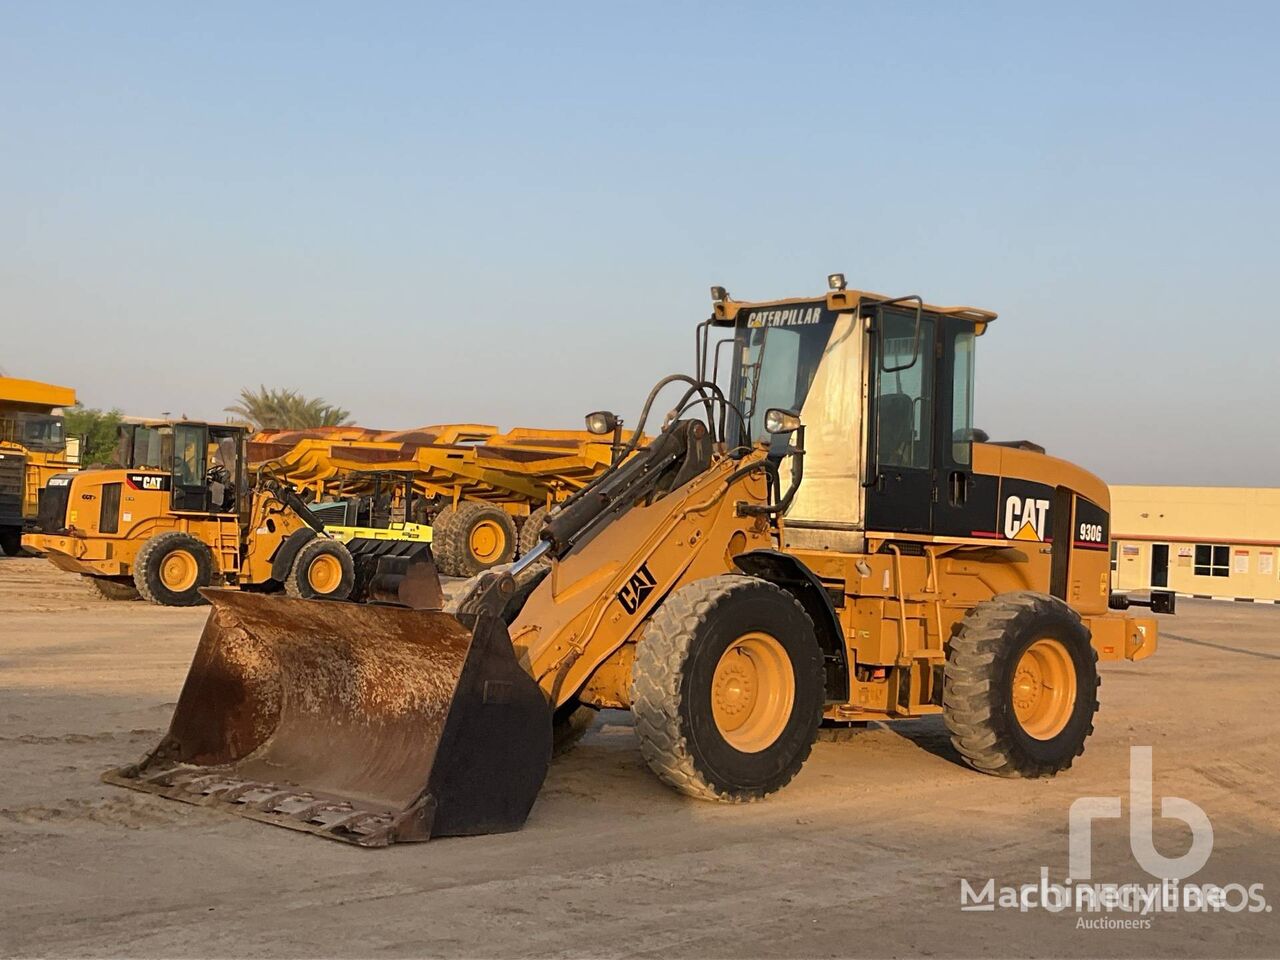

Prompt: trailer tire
xmin=88 ymin=576 xmax=140 ymax=601
xmin=432 ymin=502 xmax=517 ymax=577
xmin=0 ymin=528 xmax=22 ymax=556
xmin=518 ymin=505 xmax=550 ymax=558
xmin=943 ymin=591 xmax=1099 ymax=778
xmin=285 ymin=538 xmax=355 ymax=601
xmin=631 ymin=575 xmax=824 ymax=802
xmin=134 ymin=532 xmax=214 ymax=606
xmin=552 ymin=700 xmax=598 ymax=757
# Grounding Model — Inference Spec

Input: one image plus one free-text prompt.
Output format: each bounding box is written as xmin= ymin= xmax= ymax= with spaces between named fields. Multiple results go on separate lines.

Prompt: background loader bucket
xmin=104 ymin=590 xmax=553 ymax=846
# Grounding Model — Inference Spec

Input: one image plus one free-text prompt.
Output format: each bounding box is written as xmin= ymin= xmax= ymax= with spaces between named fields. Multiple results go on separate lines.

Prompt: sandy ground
xmin=1 ymin=557 xmax=1277 ymax=959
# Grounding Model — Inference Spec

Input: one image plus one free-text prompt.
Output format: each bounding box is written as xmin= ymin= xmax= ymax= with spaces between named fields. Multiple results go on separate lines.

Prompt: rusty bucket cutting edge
xmin=103 ymin=589 xmax=553 ymax=847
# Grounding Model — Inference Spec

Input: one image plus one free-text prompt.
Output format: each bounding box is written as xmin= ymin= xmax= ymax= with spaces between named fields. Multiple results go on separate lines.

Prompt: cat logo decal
xmin=618 ymin=563 xmax=657 ymax=615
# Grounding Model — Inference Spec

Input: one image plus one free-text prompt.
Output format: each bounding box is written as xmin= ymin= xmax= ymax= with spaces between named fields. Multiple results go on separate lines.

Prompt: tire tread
xmin=133 ymin=532 xmax=213 ymax=607
xmin=943 ymin=590 xmax=1099 ymax=779
xmin=433 ymin=502 xmax=518 ymax=577
xmin=630 ymin=574 xmax=823 ymax=802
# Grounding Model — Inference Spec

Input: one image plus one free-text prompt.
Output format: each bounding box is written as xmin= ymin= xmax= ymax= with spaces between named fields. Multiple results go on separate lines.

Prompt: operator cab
xmin=118 ymin=421 xmax=248 ymax=516
xmin=0 ymin=411 xmax=67 ymax=454
xmin=708 ymin=279 xmax=994 ymax=546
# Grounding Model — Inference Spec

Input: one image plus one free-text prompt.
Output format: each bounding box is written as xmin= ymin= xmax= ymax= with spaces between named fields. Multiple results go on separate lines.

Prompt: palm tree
xmin=226 ymin=386 xmax=353 ymax=430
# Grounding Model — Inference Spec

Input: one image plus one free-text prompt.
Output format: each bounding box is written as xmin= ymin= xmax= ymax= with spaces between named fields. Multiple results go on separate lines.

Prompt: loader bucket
xmin=104 ymin=588 xmax=553 ymax=846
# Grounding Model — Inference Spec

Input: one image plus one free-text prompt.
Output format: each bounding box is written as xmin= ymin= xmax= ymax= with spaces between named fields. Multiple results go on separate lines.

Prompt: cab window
xmin=129 ymin=426 xmax=171 ymax=469
xmin=173 ymin=425 xmax=205 ymax=487
xmin=950 ymin=330 xmax=976 ymax=466
xmin=874 ymin=311 xmax=934 ymax=470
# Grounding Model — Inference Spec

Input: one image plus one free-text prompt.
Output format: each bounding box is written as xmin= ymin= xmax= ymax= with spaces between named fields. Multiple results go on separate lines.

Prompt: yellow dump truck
xmin=0 ymin=376 xmax=80 ymax=556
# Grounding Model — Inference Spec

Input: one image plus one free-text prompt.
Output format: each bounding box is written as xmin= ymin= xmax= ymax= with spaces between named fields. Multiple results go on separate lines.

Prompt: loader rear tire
xmin=518 ymin=505 xmax=550 ymax=557
xmin=432 ymin=502 xmax=517 ymax=578
xmin=943 ymin=591 xmax=1099 ymax=778
xmin=631 ymin=575 xmax=824 ymax=802
xmin=134 ymin=532 xmax=214 ymax=607
xmin=285 ymin=538 xmax=355 ymax=601
xmin=88 ymin=576 xmax=140 ymax=601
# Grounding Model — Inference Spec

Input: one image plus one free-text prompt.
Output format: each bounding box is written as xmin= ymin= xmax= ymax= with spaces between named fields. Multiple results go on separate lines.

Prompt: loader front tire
xmin=0 ymin=528 xmax=23 ymax=556
xmin=285 ymin=538 xmax=355 ymax=601
xmin=88 ymin=576 xmax=140 ymax=601
xmin=134 ymin=532 xmax=214 ymax=606
xmin=518 ymin=505 xmax=550 ymax=558
xmin=943 ymin=591 xmax=1099 ymax=778
xmin=631 ymin=575 xmax=824 ymax=802
xmin=432 ymin=502 xmax=517 ymax=577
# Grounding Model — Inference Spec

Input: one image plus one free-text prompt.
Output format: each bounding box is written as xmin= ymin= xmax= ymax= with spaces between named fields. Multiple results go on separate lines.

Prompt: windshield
xmin=128 ymin=425 xmax=172 ymax=469
xmin=728 ymin=302 xmax=841 ymax=448
xmin=0 ymin=413 xmax=65 ymax=453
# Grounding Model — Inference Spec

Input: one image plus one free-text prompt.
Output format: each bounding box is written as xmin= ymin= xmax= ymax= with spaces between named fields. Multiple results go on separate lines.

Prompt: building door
xmin=1150 ymin=544 xmax=1169 ymax=589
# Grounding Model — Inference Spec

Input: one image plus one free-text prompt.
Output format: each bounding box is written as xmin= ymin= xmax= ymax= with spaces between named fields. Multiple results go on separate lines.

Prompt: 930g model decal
xmin=1073 ymin=497 xmax=1110 ymax=550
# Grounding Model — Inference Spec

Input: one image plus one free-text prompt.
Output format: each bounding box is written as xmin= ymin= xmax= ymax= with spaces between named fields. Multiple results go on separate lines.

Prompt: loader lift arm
xmin=530 ymin=374 xmax=745 ymax=563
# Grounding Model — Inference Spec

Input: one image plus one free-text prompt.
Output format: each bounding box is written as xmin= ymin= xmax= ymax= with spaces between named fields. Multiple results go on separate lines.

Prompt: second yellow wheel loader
xmin=106 ymin=277 xmax=1169 ymax=846
xmin=24 ymin=421 xmax=431 ymax=606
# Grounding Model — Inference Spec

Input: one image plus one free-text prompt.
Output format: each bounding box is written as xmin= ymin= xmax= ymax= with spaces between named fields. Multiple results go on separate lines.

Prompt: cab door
xmin=864 ymin=306 xmax=935 ymax=534
xmin=170 ymin=423 xmax=211 ymax=513
xmin=930 ymin=317 xmax=994 ymax=538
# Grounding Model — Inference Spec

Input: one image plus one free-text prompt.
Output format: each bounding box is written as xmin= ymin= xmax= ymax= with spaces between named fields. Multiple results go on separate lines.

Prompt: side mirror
xmin=764 ymin=408 xmax=801 ymax=435
xmin=585 ymin=411 xmax=619 ymax=436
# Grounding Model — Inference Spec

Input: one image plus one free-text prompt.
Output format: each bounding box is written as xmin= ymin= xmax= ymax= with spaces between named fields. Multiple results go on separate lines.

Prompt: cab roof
xmin=122 ymin=417 xmax=251 ymax=433
xmin=710 ymin=286 xmax=997 ymax=332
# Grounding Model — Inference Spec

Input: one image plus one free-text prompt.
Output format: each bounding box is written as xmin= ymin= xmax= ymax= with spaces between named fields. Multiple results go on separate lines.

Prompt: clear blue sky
xmin=3 ymin=2 xmax=1275 ymax=484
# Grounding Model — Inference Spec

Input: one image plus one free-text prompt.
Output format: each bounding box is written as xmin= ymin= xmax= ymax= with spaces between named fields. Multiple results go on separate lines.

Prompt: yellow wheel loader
xmin=23 ymin=421 xmax=430 ymax=606
xmin=105 ymin=278 xmax=1170 ymax=846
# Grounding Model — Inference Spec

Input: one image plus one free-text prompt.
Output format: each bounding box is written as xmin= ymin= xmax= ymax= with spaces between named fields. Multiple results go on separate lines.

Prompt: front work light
xmin=764 ymin=408 xmax=801 ymax=435
xmin=585 ymin=410 xmax=620 ymax=436
xmin=827 ymin=273 xmax=846 ymax=291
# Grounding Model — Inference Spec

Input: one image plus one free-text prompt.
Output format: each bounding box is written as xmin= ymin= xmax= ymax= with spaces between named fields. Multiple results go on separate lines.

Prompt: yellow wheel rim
xmin=468 ymin=519 xmax=505 ymax=564
xmin=159 ymin=549 xmax=198 ymax=592
xmin=711 ymin=632 xmax=795 ymax=753
xmin=1012 ymin=637 xmax=1077 ymax=740
xmin=307 ymin=553 xmax=343 ymax=594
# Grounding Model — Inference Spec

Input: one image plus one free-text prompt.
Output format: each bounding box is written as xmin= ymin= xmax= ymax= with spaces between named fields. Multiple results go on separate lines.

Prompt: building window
xmin=1194 ymin=544 xmax=1230 ymax=577
xmin=1110 ymin=541 xmax=1118 ymax=572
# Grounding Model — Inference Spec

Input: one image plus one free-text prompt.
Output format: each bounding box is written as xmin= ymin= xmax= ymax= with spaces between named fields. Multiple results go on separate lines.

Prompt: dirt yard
xmin=1 ymin=557 xmax=1277 ymax=958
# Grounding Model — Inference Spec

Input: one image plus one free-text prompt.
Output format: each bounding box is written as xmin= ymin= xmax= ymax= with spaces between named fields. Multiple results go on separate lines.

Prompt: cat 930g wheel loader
xmin=105 ymin=277 xmax=1169 ymax=846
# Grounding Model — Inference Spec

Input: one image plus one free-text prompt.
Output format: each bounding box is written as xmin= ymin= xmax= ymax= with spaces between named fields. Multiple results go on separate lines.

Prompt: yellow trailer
xmin=247 ymin=426 xmax=623 ymax=577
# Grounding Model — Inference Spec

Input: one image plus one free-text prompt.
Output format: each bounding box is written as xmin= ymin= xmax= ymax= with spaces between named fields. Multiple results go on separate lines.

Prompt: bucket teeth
xmin=105 ymin=589 xmax=552 ymax=845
